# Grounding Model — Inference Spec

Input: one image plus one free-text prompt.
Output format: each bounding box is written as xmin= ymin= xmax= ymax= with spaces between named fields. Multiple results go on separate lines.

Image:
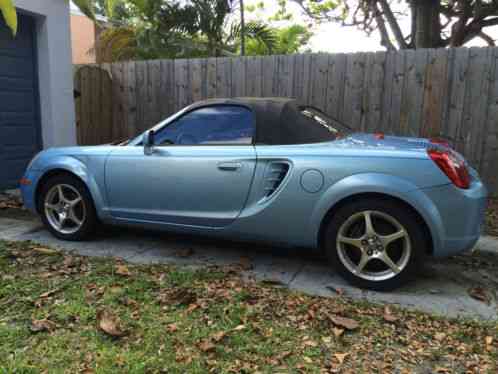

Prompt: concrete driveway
xmin=1 ymin=215 xmax=497 ymax=320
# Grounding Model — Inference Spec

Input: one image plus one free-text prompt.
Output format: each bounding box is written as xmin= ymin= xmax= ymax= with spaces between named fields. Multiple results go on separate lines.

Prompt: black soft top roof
xmin=185 ymin=97 xmax=336 ymax=145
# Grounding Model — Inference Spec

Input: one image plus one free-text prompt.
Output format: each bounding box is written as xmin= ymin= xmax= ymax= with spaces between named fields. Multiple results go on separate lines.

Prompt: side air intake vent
xmin=263 ymin=162 xmax=290 ymax=197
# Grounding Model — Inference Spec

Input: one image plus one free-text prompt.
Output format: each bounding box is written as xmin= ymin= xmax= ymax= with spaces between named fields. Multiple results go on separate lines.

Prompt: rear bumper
xmin=422 ymin=179 xmax=488 ymax=257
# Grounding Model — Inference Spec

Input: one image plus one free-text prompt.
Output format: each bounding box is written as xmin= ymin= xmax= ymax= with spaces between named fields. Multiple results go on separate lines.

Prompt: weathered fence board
xmin=74 ymin=48 xmax=498 ymax=196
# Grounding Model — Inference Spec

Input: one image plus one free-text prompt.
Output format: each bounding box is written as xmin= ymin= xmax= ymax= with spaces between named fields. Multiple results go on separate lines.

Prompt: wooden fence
xmin=74 ymin=48 xmax=498 ymax=195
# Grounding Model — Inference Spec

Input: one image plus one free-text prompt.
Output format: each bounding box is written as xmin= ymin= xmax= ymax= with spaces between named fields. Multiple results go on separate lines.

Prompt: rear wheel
xmin=38 ymin=175 xmax=97 ymax=241
xmin=324 ymin=198 xmax=427 ymax=291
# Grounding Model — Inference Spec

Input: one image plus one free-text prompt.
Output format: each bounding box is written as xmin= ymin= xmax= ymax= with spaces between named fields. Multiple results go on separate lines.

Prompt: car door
xmin=105 ymin=105 xmax=257 ymax=228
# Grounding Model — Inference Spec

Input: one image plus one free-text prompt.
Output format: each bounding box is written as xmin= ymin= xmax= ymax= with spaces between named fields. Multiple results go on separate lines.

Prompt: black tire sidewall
xmin=325 ymin=198 xmax=426 ymax=291
xmin=38 ymin=175 xmax=97 ymax=241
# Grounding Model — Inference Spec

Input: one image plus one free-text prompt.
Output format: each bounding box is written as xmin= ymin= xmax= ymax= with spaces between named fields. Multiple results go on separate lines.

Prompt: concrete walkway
xmin=1 ymin=215 xmax=498 ymax=320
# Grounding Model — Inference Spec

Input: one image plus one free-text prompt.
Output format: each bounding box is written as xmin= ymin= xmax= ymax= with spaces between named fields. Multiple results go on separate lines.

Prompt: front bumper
xmin=422 ymin=178 xmax=488 ymax=257
xmin=20 ymin=169 xmax=43 ymax=214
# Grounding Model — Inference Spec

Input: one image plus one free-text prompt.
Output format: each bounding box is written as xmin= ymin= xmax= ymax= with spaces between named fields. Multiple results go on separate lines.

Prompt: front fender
xmin=310 ymin=173 xmax=445 ymax=254
xmin=33 ymin=155 xmax=109 ymax=220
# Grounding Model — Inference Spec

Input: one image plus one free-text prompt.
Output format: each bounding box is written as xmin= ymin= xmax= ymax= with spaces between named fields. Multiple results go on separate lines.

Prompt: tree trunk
xmin=413 ymin=0 xmax=442 ymax=48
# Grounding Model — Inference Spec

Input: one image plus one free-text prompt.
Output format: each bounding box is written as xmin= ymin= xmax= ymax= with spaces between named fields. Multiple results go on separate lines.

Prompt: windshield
xmin=299 ymin=106 xmax=353 ymax=139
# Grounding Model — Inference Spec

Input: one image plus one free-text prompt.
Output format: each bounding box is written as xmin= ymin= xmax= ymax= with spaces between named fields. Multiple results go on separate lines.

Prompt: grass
xmin=0 ymin=240 xmax=497 ymax=373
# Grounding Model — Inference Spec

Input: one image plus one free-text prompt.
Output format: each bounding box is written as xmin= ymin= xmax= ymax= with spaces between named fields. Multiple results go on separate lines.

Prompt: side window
xmin=154 ymin=105 xmax=254 ymax=146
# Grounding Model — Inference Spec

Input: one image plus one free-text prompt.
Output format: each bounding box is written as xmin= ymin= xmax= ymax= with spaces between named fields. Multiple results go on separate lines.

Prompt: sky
xmin=70 ymin=0 xmax=491 ymax=53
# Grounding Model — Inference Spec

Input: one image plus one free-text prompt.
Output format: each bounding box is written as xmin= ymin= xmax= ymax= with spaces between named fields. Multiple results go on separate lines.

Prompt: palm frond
xmin=94 ymin=27 xmax=138 ymax=62
xmin=0 ymin=0 xmax=17 ymax=35
xmin=228 ymin=21 xmax=277 ymax=54
xmin=72 ymin=0 xmax=96 ymax=19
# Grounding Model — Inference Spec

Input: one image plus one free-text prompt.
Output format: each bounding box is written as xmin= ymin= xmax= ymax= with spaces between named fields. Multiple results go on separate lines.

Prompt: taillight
xmin=428 ymin=148 xmax=470 ymax=189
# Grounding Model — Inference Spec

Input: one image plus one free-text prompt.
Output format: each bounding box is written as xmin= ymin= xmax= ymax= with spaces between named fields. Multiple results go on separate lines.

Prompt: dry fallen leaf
xmin=198 ymin=340 xmax=216 ymax=352
xmin=170 ymin=289 xmax=197 ymax=306
xmin=435 ymin=332 xmax=446 ymax=342
xmin=326 ymin=286 xmax=344 ymax=296
xmin=176 ymin=248 xmax=194 ymax=258
xmin=167 ymin=323 xmax=178 ymax=333
xmin=468 ymin=287 xmax=490 ymax=304
xmin=333 ymin=327 xmax=344 ymax=337
xmin=115 ymin=264 xmax=131 ymax=276
xmin=63 ymin=256 xmax=76 ymax=268
xmin=239 ymin=256 xmax=253 ymax=270
xmin=211 ymin=331 xmax=227 ymax=342
xmin=485 ymin=336 xmax=493 ymax=345
xmin=435 ymin=367 xmax=451 ymax=373
xmin=185 ymin=303 xmax=199 ymax=314
xmin=39 ymin=288 xmax=60 ymax=299
xmin=32 ymin=246 xmax=59 ymax=255
xmin=334 ymin=353 xmax=349 ymax=364
xmin=233 ymin=324 xmax=246 ymax=331
xmin=329 ymin=315 xmax=359 ymax=330
xmin=30 ymin=318 xmax=56 ymax=333
xmin=383 ymin=306 xmax=399 ymax=323
xmin=97 ymin=310 xmax=125 ymax=337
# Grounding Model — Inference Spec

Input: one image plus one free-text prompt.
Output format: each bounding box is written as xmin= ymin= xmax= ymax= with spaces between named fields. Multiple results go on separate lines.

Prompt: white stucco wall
xmin=14 ymin=0 xmax=76 ymax=148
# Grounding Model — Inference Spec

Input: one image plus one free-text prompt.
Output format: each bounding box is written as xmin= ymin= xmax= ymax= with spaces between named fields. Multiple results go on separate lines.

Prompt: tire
xmin=38 ymin=174 xmax=97 ymax=241
xmin=324 ymin=198 xmax=427 ymax=291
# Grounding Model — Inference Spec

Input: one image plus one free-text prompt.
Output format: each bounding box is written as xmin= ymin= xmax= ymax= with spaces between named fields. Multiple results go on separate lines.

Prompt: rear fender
xmin=310 ymin=173 xmax=444 ymax=254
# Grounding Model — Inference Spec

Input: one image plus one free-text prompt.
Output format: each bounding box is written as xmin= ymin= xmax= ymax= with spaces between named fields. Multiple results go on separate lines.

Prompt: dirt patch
xmin=486 ymin=198 xmax=498 ymax=237
xmin=0 ymin=193 xmax=34 ymax=221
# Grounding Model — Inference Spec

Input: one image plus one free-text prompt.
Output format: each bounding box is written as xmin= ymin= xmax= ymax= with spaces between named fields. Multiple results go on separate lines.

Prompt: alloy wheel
xmin=336 ymin=210 xmax=411 ymax=282
xmin=44 ymin=184 xmax=86 ymax=235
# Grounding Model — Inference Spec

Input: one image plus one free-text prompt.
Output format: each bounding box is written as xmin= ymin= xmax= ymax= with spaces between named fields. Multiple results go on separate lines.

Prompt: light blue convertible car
xmin=20 ymin=98 xmax=487 ymax=290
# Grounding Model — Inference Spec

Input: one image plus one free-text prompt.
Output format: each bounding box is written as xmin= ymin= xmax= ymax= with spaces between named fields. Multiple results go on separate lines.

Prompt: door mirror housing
xmin=143 ymin=130 xmax=155 ymax=155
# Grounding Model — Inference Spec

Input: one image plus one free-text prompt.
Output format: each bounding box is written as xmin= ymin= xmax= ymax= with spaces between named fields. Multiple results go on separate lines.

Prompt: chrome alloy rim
xmin=44 ymin=184 xmax=86 ymax=235
xmin=336 ymin=210 xmax=411 ymax=282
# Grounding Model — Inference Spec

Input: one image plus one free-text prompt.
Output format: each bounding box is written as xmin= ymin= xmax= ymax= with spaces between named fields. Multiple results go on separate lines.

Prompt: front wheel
xmin=38 ymin=175 xmax=97 ymax=241
xmin=324 ymin=199 xmax=427 ymax=291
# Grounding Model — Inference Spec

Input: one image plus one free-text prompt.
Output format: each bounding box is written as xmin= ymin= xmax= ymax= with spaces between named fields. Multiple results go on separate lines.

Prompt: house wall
xmin=70 ymin=13 xmax=96 ymax=64
xmin=13 ymin=0 xmax=76 ymax=148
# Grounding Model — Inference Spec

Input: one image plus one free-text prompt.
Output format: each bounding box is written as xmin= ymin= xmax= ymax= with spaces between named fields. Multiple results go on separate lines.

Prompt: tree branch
xmin=370 ymin=1 xmax=396 ymax=50
xmin=377 ymin=0 xmax=407 ymax=49
xmin=478 ymin=31 xmax=496 ymax=46
xmin=449 ymin=0 xmax=472 ymax=47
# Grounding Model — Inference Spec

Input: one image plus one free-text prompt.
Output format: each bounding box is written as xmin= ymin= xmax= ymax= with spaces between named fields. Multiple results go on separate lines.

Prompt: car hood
xmin=28 ymin=145 xmax=118 ymax=171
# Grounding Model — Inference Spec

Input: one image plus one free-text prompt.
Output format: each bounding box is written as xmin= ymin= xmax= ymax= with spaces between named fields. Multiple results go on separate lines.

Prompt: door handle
xmin=217 ymin=162 xmax=242 ymax=171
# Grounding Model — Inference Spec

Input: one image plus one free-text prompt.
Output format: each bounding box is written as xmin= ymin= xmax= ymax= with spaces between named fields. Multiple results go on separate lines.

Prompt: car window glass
xmin=300 ymin=107 xmax=353 ymax=137
xmin=154 ymin=105 xmax=254 ymax=146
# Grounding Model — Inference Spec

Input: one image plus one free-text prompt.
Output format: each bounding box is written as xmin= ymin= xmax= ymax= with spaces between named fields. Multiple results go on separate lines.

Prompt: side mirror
xmin=143 ymin=130 xmax=155 ymax=155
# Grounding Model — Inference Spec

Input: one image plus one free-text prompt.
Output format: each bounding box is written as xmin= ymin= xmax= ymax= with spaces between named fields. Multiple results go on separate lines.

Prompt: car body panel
xmin=104 ymin=145 xmax=256 ymax=228
xmin=22 ymin=147 xmax=114 ymax=221
xmin=21 ymin=101 xmax=488 ymax=260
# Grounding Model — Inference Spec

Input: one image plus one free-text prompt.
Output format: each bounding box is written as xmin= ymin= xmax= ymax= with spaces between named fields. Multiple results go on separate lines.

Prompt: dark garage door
xmin=0 ymin=14 xmax=41 ymax=191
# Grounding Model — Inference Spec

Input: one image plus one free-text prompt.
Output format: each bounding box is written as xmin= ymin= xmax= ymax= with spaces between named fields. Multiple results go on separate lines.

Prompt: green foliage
xmin=245 ymin=24 xmax=313 ymax=56
xmin=75 ymin=0 xmax=313 ymax=61
xmin=0 ymin=0 xmax=17 ymax=36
